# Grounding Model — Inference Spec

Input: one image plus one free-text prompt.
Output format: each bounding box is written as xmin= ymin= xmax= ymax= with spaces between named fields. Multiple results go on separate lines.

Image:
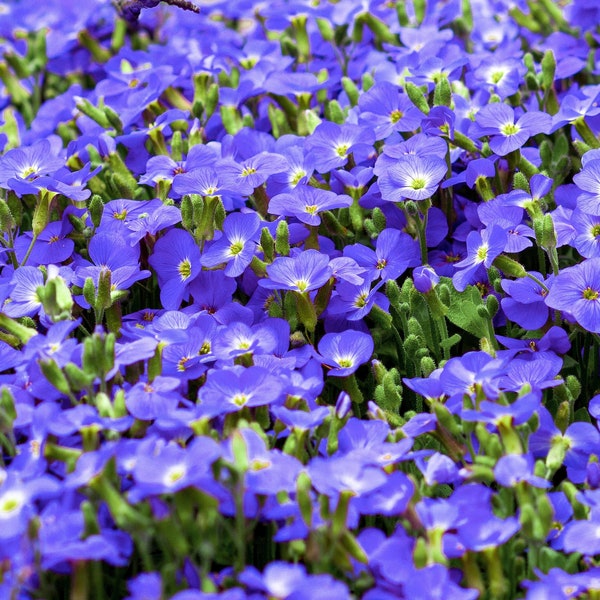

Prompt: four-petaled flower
xmin=545 ymin=258 xmax=600 ymax=333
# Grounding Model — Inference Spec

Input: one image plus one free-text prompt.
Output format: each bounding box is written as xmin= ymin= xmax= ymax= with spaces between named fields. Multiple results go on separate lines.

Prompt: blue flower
xmin=218 ymin=152 xmax=288 ymax=196
xmin=269 ymin=185 xmax=352 ymax=226
xmin=197 ymin=365 xmax=284 ymax=417
xmin=0 ymin=139 xmax=64 ymax=196
xmin=130 ymin=436 xmax=221 ymax=500
xmin=304 ymin=122 xmax=375 ymax=173
xmin=452 ymin=224 xmax=508 ymax=292
xmin=202 ymin=212 xmax=261 ymax=277
xmin=545 ymin=258 xmax=600 ymax=333
xmin=357 ymin=81 xmax=424 ymax=139
xmin=343 ymin=229 xmax=419 ymax=282
xmin=494 ymin=453 xmax=551 ymax=488
xmin=316 ymin=330 xmax=374 ymax=377
xmin=500 ymin=271 xmax=550 ymax=330
xmin=148 ymin=229 xmax=201 ymax=310
xmin=471 ymin=103 xmax=551 ymax=156
xmin=125 ymin=376 xmax=184 ymax=420
xmin=379 ymin=153 xmax=447 ymax=202
xmin=259 ymin=250 xmax=332 ymax=293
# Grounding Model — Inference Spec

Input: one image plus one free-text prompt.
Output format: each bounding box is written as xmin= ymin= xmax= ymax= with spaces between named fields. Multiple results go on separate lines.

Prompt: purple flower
xmin=259 ymin=250 xmax=332 ymax=293
xmin=570 ymin=209 xmax=600 ymax=258
xmin=403 ymin=564 xmax=479 ymax=600
xmin=574 ymin=157 xmax=600 ymax=215
xmin=496 ymin=326 xmax=570 ymax=370
xmin=530 ymin=406 xmax=600 ymax=483
xmin=354 ymin=471 xmax=415 ymax=516
xmin=116 ymin=0 xmax=200 ymax=24
xmin=130 ymin=436 xmax=221 ymax=500
xmin=269 ymin=185 xmax=352 ymax=226
xmin=0 ymin=139 xmax=64 ymax=195
xmin=421 ymin=106 xmax=456 ymax=139
xmin=343 ymin=229 xmax=419 ymax=282
xmin=470 ymin=54 xmax=526 ymax=99
xmin=562 ymin=511 xmax=600 ymax=556
xmin=124 ymin=199 xmax=182 ymax=244
xmin=189 ymin=270 xmax=237 ymax=314
xmin=379 ymin=154 xmax=447 ymax=202
xmin=494 ymin=453 xmax=551 ymax=488
xmin=478 ymin=201 xmax=533 ymax=253
xmin=453 ymin=492 xmax=520 ymax=552
xmin=266 ymin=143 xmax=314 ymax=196
xmin=99 ymin=199 xmax=154 ymax=234
xmin=125 ymin=376 xmax=184 ymax=420
xmin=552 ymin=90 xmax=600 ymax=129
xmin=73 ymin=234 xmax=150 ymax=309
xmin=316 ymin=330 xmax=374 ymax=377
xmin=14 ymin=220 xmax=74 ymax=266
xmin=309 ymin=453 xmax=386 ymax=498
xmin=357 ymin=82 xmax=424 ymax=139
xmin=523 ymin=568 xmax=598 ymax=599
xmin=4 ymin=266 xmax=46 ymax=318
xmin=417 ymin=452 xmax=461 ymax=486
xmin=304 ymin=122 xmax=375 ymax=173
xmin=140 ymin=144 xmax=216 ymax=189
xmin=218 ymin=152 xmax=288 ymax=196
xmin=38 ymin=502 xmax=132 ymax=569
xmin=452 ymin=224 xmax=508 ymax=292
xmin=413 ymin=265 xmax=440 ymax=293
xmin=500 ymin=271 xmax=550 ymax=330
xmin=327 ymin=279 xmax=389 ymax=321
xmin=240 ymin=562 xmax=351 ymax=600
xmin=439 ymin=351 xmax=506 ymax=408
xmin=500 ymin=357 xmax=563 ymax=394
xmin=211 ymin=321 xmax=278 ymax=360
xmin=462 ymin=392 xmax=540 ymax=430
xmin=197 ymin=365 xmax=284 ymax=417
xmin=148 ymin=229 xmax=202 ymax=310
xmin=125 ymin=573 xmax=162 ymax=600
xmin=39 ymin=163 xmax=101 ymax=202
xmin=0 ymin=474 xmax=36 ymax=541
xmin=545 ymin=258 xmax=600 ymax=333
xmin=201 ymin=212 xmax=261 ymax=277
xmin=222 ymin=429 xmax=302 ymax=498
xmin=471 ymin=103 xmax=551 ymax=156
xmin=161 ymin=322 xmax=217 ymax=380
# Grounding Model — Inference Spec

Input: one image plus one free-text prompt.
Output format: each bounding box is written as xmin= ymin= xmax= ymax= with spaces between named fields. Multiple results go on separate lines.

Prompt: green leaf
xmin=442 ymin=277 xmax=489 ymax=339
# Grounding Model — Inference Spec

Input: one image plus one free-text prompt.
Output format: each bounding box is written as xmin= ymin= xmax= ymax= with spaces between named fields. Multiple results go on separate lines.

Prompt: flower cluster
xmin=1 ymin=1 xmax=600 ymax=599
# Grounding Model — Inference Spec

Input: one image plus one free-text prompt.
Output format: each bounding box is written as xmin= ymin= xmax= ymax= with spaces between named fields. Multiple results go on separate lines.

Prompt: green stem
xmin=341 ymin=374 xmax=364 ymax=412
xmin=462 ymin=552 xmax=485 ymax=596
xmin=70 ymin=561 xmax=89 ymax=600
xmin=0 ymin=313 xmax=37 ymax=344
xmin=484 ymin=547 xmax=508 ymax=599
xmin=19 ymin=233 xmax=38 ymax=267
xmin=417 ymin=208 xmax=429 ymax=265
xmin=234 ymin=479 xmax=247 ymax=572
xmin=525 ymin=271 xmax=549 ymax=294
xmin=574 ymin=117 xmax=600 ymax=149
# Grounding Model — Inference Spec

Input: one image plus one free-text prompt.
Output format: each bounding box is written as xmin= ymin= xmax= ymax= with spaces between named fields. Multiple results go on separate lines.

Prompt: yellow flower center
xmin=178 ymin=258 xmax=192 ymax=280
xmin=390 ymin=109 xmax=404 ymax=123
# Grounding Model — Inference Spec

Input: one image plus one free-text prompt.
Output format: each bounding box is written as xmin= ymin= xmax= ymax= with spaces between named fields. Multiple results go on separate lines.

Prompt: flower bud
xmin=492 ymin=255 xmax=527 ymax=278
xmin=275 ymin=220 xmax=290 ymax=256
xmin=39 ymin=359 xmax=71 ymax=396
xmin=433 ymin=75 xmax=452 ymax=108
xmin=413 ymin=265 xmax=440 ymax=294
xmin=541 ymin=50 xmax=556 ymax=90
xmin=405 ymin=81 xmax=430 ymax=115
xmin=260 ymin=227 xmax=275 ymax=263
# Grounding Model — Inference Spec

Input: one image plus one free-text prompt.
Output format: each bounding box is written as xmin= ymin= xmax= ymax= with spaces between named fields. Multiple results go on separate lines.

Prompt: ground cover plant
xmin=2 ymin=0 xmax=600 ymax=597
